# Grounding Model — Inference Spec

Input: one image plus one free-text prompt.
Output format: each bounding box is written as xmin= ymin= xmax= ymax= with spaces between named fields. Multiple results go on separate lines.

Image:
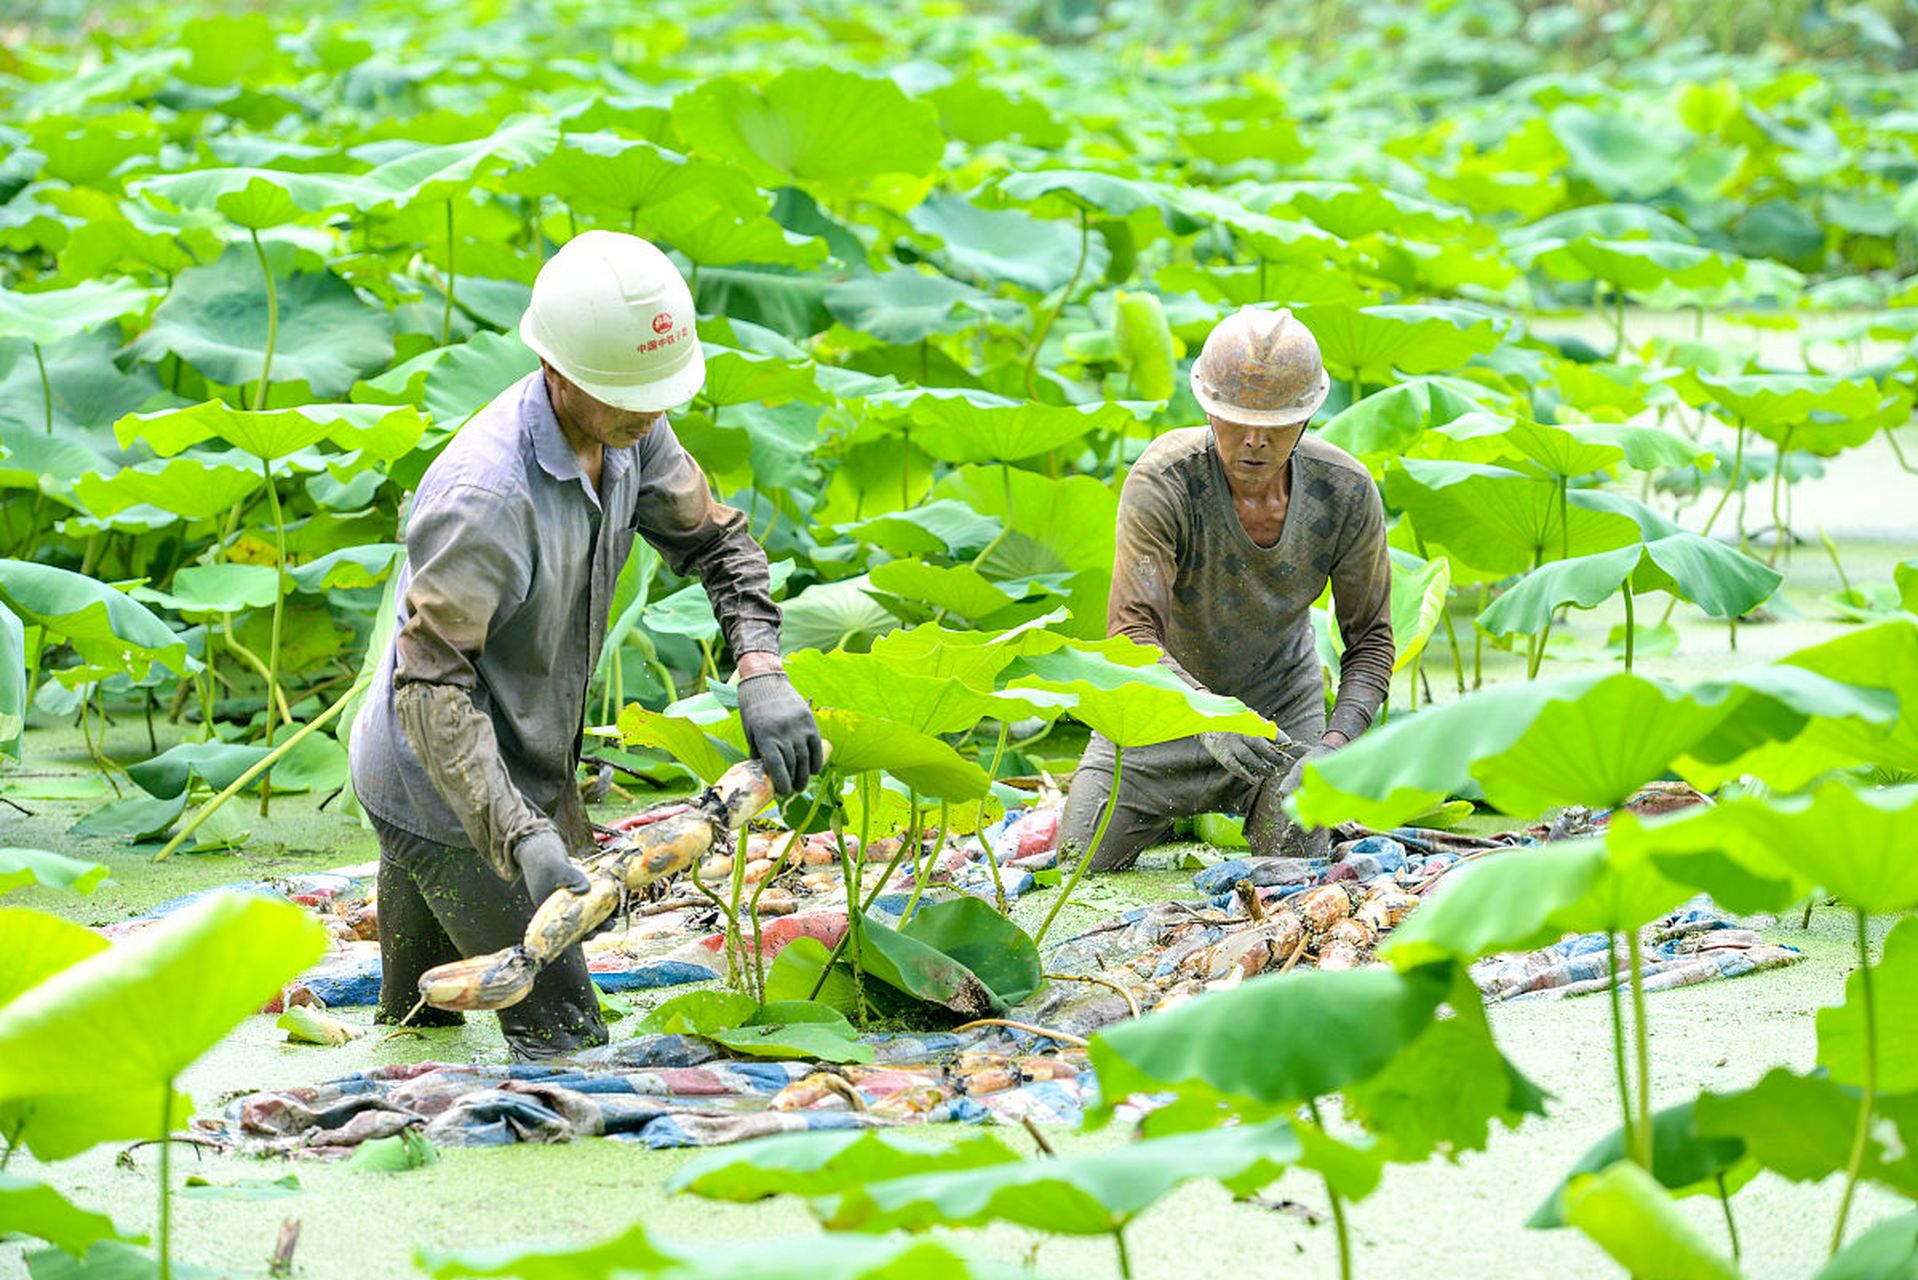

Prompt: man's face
xmin=1208 ymin=415 xmax=1307 ymax=488
xmin=545 ymin=365 xmax=663 ymax=450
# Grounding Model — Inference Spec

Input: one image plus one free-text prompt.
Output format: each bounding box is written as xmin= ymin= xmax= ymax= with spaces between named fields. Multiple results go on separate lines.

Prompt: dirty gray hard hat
xmin=1189 ymin=306 xmax=1331 ymax=428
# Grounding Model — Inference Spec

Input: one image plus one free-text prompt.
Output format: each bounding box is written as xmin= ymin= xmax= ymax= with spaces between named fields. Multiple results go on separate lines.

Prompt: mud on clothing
xmin=349 ymin=370 xmax=780 ymax=1034
xmin=1061 ymin=428 xmax=1394 ymax=870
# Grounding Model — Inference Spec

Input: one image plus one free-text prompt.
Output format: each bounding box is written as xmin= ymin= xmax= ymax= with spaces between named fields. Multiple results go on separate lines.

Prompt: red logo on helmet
xmin=651 ymin=313 xmax=674 ymax=335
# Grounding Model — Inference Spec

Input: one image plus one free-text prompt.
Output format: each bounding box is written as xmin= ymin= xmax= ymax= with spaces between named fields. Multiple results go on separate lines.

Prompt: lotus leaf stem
xmin=1626 ymin=927 xmax=1653 ymax=1170
xmin=1885 ymin=427 xmax=1918 ymax=475
xmin=1768 ymin=426 xmax=1794 ymax=567
xmin=901 ymin=800 xmax=950 ymax=920
xmin=982 ymin=722 xmax=1012 ymax=913
xmin=968 ymin=462 xmax=1017 ymax=572
xmin=1556 ymin=475 xmax=1570 ymax=562
xmin=32 ymin=341 xmax=51 ymax=434
xmin=1607 ymin=931 xmax=1637 ymax=1162
xmin=1307 ymin=1099 xmax=1354 ymax=1280
xmin=248 ymin=228 xmax=277 ymax=410
xmin=1023 ymin=207 xmax=1089 ymax=399
xmin=1113 ymin=1228 xmax=1133 ymax=1280
xmin=1035 ymin=743 xmax=1121 ymax=946
xmin=221 ymin=618 xmax=294 ymax=726
xmin=1717 ymin=1173 xmax=1741 ymax=1261
xmin=441 ymin=198 xmax=456 ymax=347
xmin=751 ymin=781 xmax=827 ymax=1001
xmin=257 ymin=456 xmax=288 ymax=815
xmin=1829 ymin=907 xmax=1877 ymax=1256
xmin=157 ymin=672 xmax=370 ymax=859
xmin=1620 ymin=581 xmax=1635 ymax=673
xmin=158 ymin=1079 xmax=174 ymax=1280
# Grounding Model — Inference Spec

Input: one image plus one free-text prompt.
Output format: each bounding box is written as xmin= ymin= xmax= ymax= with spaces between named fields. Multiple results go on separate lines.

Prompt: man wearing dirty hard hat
xmin=349 ymin=232 xmax=822 ymax=1059
xmin=1060 ymin=306 xmax=1395 ymax=871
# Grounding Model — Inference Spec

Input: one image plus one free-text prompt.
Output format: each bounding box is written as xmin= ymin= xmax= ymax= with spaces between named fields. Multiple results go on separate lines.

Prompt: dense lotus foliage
xmin=3 ymin=0 xmax=1917 ymax=1278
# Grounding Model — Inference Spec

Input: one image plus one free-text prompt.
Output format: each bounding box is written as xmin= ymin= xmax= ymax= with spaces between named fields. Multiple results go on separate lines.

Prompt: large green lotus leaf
xmin=700 ymin=344 xmax=817 ymax=407
xmin=819 ymin=1117 xmax=1307 ymax=1235
xmin=1897 ymin=561 xmax=1917 ymax=616
xmin=777 ymin=577 xmax=897 ymax=655
xmin=787 ymin=648 xmax=1019 ymax=735
xmin=898 ymin=897 xmax=1041 ymax=1007
xmin=695 ymin=266 xmax=833 ymax=339
xmin=824 ymin=272 xmax=1014 ymax=346
xmin=1666 ymin=370 xmax=1881 ymax=429
xmin=1293 ymin=669 xmax=1879 ymax=829
xmin=0 ymin=330 xmax=165 ymax=441
xmin=1537 ymin=238 xmax=1743 ymax=295
xmin=1510 ymin=204 xmax=1695 ymax=250
xmin=355 ymin=329 xmax=535 ymax=427
xmin=1560 ymin=1160 xmax=1742 ymax=1280
xmin=616 ymin=704 xmax=741 ymax=785
xmin=1550 ymin=107 xmax=1688 ymax=198
xmin=1298 ymin=303 xmax=1504 ymax=382
xmin=993 ymin=168 xmax=1177 ymax=223
xmin=654 ymin=209 xmax=826 ymax=271
xmin=1695 ymin=1069 xmax=1918 ymax=1199
xmin=0 ymin=849 xmax=108 ymax=897
xmin=0 ymin=280 xmax=152 ymax=346
xmin=670 ymin=1129 xmax=1021 ymax=1203
xmin=1477 ymin=535 xmax=1780 ymax=638
xmin=848 ymin=912 xmax=1009 ymax=1016
xmin=932 ymin=467 xmax=1117 ymax=575
xmin=284 ymin=543 xmax=403 ymax=593
xmin=1383 ymin=459 xmax=1644 ymax=575
xmin=0 ymin=895 xmax=322 ymax=1162
xmin=670 ymin=69 xmax=943 ymax=189
xmin=1819 ymin=916 xmax=1918 ymax=1093
xmin=865 ymin=619 xmax=1071 ymax=692
xmin=1383 ymin=839 xmax=1689 ymax=970
xmin=1256 ymin=179 xmax=1465 ymax=240
xmin=907 ymin=195 xmax=1108 ymax=295
xmin=1766 ymin=620 xmax=1918 ymax=777
xmin=126 ymin=741 xmax=271 ymax=800
xmin=0 ymin=560 xmax=188 ymax=683
xmin=0 ymin=1172 xmax=138 ymax=1257
xmin=839 ymin=501 xmax=1000 ymax=559
xmin=1812 ymin=1212 xmax=1918 ymax=1280
xmin=1087 ymin=963 xmax=1455 ymax=1123
xmin=640 ymin=995 xmax=871 ymax=1064
xmin=867 ymin=560 xmax=1021 ymax=623
xmin=0 ymin=893 xmax=326 ymax=1096
xmin=869 ymin=388 xmax=1147 ymax=465
xmin=1388 ymin=551 xmax=1449 ymax=673
xmin=501 ymin=133 xmax=763 ymax=222
xmin=72 ymin=453 xmax=264 ymax=521
xmin=1318 ymin=378 xmax=1505 ymax=465
xmin=137 ymin=563 xmax=278 ymax=617
xmin=1 ymin=601 xmax=22 ymax=761
xmin=1529 ymin=1100 xmax=1754 ymax=1230
xmin=117 ymin=400 xmax=425 ymax=463
xmin=1004 ymin=643 xmax=1273 ymax=747
xmin=1442 ymin=418 xmax=1710 ymax=478
xmin=421 ymin=1228 xmax=995 ymax=1280
xmin=641 ymin=561 xmax=795 ymax=645
xmin=814 ymin=709 xmax=989 ymax=802
xmin=67 ymin=793 xmax=188 ymax=842
xmin=127 ymin=248 xmax=395 ymax=399
xmin=347 ymin=115 xmax=558 ymax=210
xmin=132 ymin=168 xmax=363 ymax=228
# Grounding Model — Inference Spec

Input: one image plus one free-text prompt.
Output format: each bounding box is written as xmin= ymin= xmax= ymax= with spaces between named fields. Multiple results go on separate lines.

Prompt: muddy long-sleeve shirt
xmin=349 ymin=371 xmax=780 ymax=876
xmin=1109 ymin=428 xmax=1394 ymax=744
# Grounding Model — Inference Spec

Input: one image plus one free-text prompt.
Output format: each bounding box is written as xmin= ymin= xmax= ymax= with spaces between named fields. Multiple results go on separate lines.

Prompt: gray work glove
xmin=1278 ymin=742 xmax=1337 ymax=798
xmin=1200 ymin=730 xmax=1293 ymax=785
xmin=737 ymin=672 xmax=824 ymax=795
xmin=515 ymin=828 xmax=590 ymax=905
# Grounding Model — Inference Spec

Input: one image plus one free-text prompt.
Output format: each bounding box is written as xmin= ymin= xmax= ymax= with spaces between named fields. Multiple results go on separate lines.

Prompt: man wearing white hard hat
xmin=1059 ymin=306 xmax=1394 ymax=871
xmin=350 ymin=232 xmax=821 ymax=1058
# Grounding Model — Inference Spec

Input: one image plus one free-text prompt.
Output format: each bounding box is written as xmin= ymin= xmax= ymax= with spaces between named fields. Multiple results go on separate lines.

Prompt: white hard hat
xmin=519 ymin=230 xmax=706 ymax=413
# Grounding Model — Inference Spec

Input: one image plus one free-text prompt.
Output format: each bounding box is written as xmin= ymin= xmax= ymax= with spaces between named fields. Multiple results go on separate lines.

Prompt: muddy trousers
xmin=369 ymin=814 xmax=607 ymax=1061
xmin=1060 ymin=697 xmax=1332 ymax=873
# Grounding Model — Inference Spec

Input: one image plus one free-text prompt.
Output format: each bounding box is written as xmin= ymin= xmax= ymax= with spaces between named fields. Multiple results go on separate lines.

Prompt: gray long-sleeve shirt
xmin=349 ymin=370 xmax=780 ymax=869
xmin=1108 ymin=428 xmax=1394 ymax=743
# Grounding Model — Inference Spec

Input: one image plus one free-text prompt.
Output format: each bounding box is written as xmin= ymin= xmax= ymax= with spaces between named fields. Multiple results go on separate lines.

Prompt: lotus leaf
xmin=1 ymin=601 xmax=22 ymax=760
xmin=671 ymin=69 xmax=943 ymax=190
xmin=1298 ymin=302 xmax=1505 ymax=385
xmin=1476 ymin=535 xmax=1780 ymax=639
xmin=1318 ymin=378 xmax=1507 ymax=466
xmin=127 ymin=249 xmax=395 ymax=399
xmin=824 ymin=272 xmax=1013 ymax=346
xmin=421 ymin=1227 xmax=998 ymax=1280
xmin=1818 ymin=916 xmax=1918 ymax=1093
xmin=870 ymin=387 xmax=1150 ymax=465
xmin=1004 ymin=642 xmax=1274 ymax=747
xmin=1812 ymin=1212 xmax=1918 ymax=1280
xmin=670 ymin=1129 xmax=1020 ymax=1203
xmin=1695 ymin=1069 xmax=1918 ymax=1199
xmin=0 ymin=1174 xmax=139 ymax=1258
xmin=907 ymin=194 xmax=1108 ymax=296
xmin=1560 ymin=1160 xmax=1742 ymax=1280
xmin=117 ymin=400 xmax=426 ymax=464
xmin=839 ymin=501 xmax=999 ymax=559
xmin=814 ymin=709 xmax=989 ymax=801
xmin=818 ymin=1118 xmax=1309 ymax=1234
xmin=0 ymin=279 xmax=151 ymax=347
xmin=0 ymin=559 xmax=189 ymax=685
xmin=1529 ymin=1100 xmax=1753 ymax=1229
xmin=1384 ymin=459 xmax=1646 ymax=575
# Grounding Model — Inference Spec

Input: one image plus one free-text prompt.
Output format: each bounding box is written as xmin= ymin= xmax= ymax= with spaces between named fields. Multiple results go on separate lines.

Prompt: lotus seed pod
xmin=418 ymin=947 xmax=537 ymax=1011
xmin=522 ymin=873 xmax=623 ymax=963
